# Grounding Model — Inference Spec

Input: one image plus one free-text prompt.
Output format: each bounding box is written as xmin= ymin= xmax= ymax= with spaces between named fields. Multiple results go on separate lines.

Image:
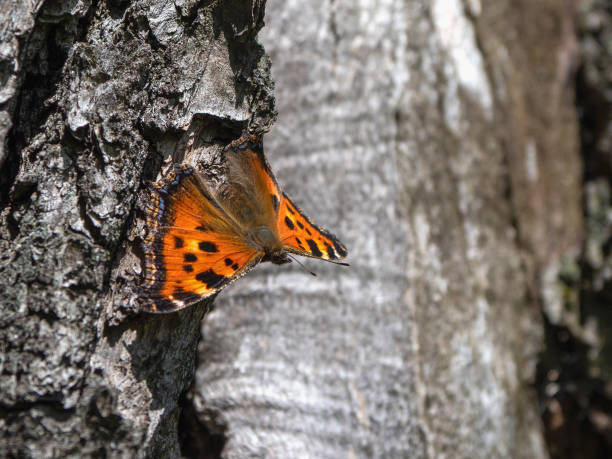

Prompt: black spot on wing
xmin=296 ymin=220 xmax=304 ymax=229
xmin=282 ymin=193 xmax=347 ymax=258
xmin=284 ymin=216 xmax=295 ymax=230
xmin=306 ymin=239 xmax=323 ymax=257
xmin=183 ymin=264 xmax=193 ymax=273
xmin=324 ymin=242 xmax=338 ymax=260
xmin=174 ymin=237 xmax=183 ymax=248
xmin=231 ymin=263 xmax=239 ymax=270
xmin=271 ymin=194 xmax=279 ymax=212
xmin=199 ymin=241 xmax=218 ymax=253
xmin=224 ymin=258 xmax=233 ymax=266
xmin=332 ymin=239 xmax=347 ymax=257
xmin=150 ymin=298 xmax=179 ymax=313
xmin=172 ymin=287 xmax=196 ymax=303
xmin=184 ymin=253 xmax=197 ymax=262
xmin=196 ymin=269 xmax=229 ymax=289
xmin=195 ymin=225 xmax=209 ymax=232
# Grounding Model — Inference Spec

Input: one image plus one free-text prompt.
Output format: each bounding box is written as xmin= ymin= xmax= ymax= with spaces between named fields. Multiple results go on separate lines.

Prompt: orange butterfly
xmin=141 ymin=135 xmax=348 ymax=312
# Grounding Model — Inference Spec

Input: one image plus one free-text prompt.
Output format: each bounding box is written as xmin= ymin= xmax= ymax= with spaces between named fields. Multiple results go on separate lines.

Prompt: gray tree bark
xmin=193 ymin=0 xmax=581 ymax=458
xmin=0 ymin=0 xmax=273 ymax=457
xmin=1 ymin=0 xmax=583 ymax=458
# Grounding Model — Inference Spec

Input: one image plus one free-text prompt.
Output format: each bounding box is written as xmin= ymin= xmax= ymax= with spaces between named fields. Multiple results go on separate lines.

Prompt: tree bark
xmin=192 ymin=0 xmax=581 ymax=458
xmin=0 ymin=0 xmax=273 ymax=457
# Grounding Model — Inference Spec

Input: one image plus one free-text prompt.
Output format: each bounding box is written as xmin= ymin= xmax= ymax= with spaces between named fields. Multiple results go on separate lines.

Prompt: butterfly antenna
xmin=288 ymin=254 xmax=317 ymax=277
xmin=324 ymin=259 xmax=350 ymax=267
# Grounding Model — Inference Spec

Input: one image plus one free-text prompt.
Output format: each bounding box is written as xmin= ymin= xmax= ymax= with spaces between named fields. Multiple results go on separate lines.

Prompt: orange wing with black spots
xmin=141 ymin=166 xmax=262 ymax=313
xmin=222 ymin=136 xmax=347 ymax=263
xmin=141 ymin=135 xmax=348 ymax=313
xmin=278 ymin=192 xmax=348 ymax=262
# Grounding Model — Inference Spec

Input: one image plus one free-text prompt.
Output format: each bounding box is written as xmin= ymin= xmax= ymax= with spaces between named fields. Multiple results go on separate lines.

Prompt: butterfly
xmin=140 ymin=134 xmax=348 ymax=312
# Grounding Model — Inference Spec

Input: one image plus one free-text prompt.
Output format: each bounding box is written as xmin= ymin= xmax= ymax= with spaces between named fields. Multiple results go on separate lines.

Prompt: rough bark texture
xmin=0 ymin=0 xmax=589 ymax=458
xmin=192 ymin=0 xmax=581 ymax=458
xmin=0 ymin=0 xmax=273 ymax=457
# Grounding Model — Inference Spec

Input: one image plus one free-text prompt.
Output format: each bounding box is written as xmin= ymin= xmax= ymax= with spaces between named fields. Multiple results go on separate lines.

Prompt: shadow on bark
xmin=179 ymin=391 xmax=226 ymax=459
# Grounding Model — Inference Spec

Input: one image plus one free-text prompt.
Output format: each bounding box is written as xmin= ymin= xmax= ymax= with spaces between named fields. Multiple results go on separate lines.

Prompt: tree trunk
xmin=1 ymin=0 xmax=586 ymax=458
xmin=192 ymin=0 xmax=581 ymax=458
xmin=0 ymin=0 xmax=273 ymax=457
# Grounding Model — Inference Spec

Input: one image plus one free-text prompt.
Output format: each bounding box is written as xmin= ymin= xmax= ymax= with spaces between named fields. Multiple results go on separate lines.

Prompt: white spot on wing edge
xmin=168 ymin=296 xmax=185 ymax=309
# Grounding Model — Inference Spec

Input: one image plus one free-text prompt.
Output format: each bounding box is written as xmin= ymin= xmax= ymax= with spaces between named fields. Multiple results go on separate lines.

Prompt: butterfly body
xmin=141 ymin=135 xmax=347 ymax=313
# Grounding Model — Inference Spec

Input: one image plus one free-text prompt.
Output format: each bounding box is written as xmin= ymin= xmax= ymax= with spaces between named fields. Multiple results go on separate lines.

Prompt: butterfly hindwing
xmin=142 ymin=166 xmax=262 ymax=313
xmin=148 ymin=227 xmax=262 ymax=311
xmin=278 ymin=193 xmax=348 ymax=261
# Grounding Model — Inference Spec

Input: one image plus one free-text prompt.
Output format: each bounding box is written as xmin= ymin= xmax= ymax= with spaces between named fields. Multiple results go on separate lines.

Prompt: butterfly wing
xmin=278 ymin=192 xmax=348 ymax=261
xmin=225 ymin=136 xmax=348 ymax=262
xmin=222 ymin=137 xmax=281 ymax=231
xmin=142 ymin=166 xmax=262 ymax=313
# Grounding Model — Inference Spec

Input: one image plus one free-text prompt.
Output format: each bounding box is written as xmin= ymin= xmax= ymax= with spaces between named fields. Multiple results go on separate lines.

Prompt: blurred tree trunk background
xmin=1 ymin=0 xmax=610 ymax=458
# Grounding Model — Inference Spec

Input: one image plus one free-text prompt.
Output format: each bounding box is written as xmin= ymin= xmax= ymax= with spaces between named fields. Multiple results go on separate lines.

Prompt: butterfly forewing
xmin=278 ymin=193 xmax=348 ymax=261
xmin=223 ymin=141 xmax=281 ymax=232
xmin=142 ymin=166 xmax=261 ymax=312
xmin=224 ymin=140 xmax=348 ymax=263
